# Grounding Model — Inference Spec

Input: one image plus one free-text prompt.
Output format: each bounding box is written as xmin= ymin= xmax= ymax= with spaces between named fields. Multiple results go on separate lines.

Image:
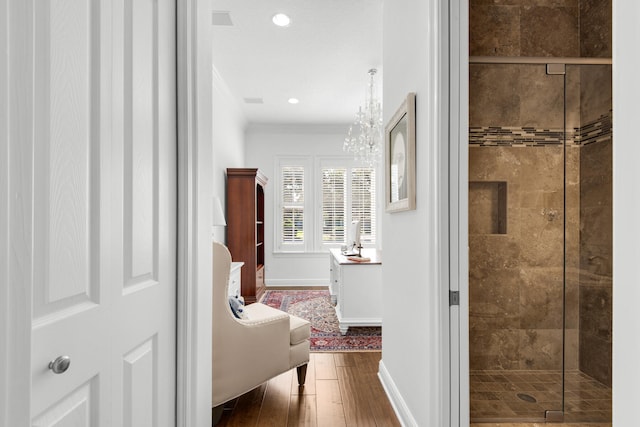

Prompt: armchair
xmin=212 ymin=242 xmax=310 ymax=408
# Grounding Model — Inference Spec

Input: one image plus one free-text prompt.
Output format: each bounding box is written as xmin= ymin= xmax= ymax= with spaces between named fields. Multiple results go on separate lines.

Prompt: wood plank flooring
xmin=215 ymin=352 xmax=400 ymax=427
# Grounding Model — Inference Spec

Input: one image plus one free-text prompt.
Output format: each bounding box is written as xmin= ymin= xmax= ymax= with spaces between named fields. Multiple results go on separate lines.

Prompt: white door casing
xmin=3 ymin=0 xmax=177 ymax=425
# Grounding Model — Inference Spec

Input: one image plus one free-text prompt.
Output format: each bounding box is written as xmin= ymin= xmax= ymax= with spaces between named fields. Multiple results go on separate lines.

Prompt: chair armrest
xmin=241 ymin=303 xmax=289 ymax=325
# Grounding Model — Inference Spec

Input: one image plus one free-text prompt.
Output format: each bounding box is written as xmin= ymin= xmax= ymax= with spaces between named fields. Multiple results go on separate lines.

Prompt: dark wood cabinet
xmin=226 ymin=168 xmax=268 ymax=304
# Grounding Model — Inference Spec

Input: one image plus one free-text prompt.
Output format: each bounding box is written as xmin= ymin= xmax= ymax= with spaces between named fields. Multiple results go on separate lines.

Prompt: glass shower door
xmin=562 ymin=64 xmax=612 ymax=423
xmin=469 ymin=63 xmax=566 ymax=422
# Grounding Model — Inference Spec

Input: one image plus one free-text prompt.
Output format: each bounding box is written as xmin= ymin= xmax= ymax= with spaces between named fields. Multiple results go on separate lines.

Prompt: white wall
xmin=612 ymin=2 xmax=640 ymax=424
xmin=212 ymin=66 xmax=246 ymax=243
xmin=245 ymin=124 xmax=383 ymax=286
xmin=378 ymin=0 xmax=450 ymax=426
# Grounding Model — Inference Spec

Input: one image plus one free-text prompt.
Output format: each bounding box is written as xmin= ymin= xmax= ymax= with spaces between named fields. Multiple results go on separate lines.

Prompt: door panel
xmin=122 ymin=337 xmax=157 ymax=427
xmin=32 ymin=0 xmax=100 ymax=320
xmin=124 ymin=0 xmax=157 ymax=286
xmin=32 ymin=379 xmax=98 ymax=427
xmin=28 ymin=0 xmax=176 ymax=424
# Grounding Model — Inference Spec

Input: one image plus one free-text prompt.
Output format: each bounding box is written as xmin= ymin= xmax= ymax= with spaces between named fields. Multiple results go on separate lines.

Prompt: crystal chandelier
xmin=344 ymin=68 xmax=383 ymax=166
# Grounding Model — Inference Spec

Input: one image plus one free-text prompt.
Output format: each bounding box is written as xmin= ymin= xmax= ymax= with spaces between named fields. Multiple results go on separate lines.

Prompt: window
xmin=275 ymin=156 xmax=378 ymax=253
xmin=351 ymin=168 xmax=376 ymax=244
xmin=321 ymin=168 xmax=346 ymax=243
xmin=319 ymin=162 xmax=376 ymax=248
xmin=281 ymin=166 xmax=305 ymax=245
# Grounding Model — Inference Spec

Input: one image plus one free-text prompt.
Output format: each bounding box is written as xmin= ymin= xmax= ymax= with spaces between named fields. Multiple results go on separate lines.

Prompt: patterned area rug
xmin=260 ymin=289 xmax=382 ymax=352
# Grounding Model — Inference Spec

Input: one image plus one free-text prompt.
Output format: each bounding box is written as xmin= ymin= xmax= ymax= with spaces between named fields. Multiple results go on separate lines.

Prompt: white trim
xmin=378 ymin=360 xmax=419 ymax=427
xmin=0 ymin=0 xmax=10 ymax=423
xmin=3 ymin=0 xmax=33 ymax=424
xmin=176 ymin=0 xmax=213 ymax=426
xmin=449 ymin=0 xmax=469 ymax=426
xmin=247 ymin=123 xmax=350 ymax=135
xmin=434 ymin=0 xmax=452 ymax=425
xmin=271 ymin=251 xmax=329 ymax=258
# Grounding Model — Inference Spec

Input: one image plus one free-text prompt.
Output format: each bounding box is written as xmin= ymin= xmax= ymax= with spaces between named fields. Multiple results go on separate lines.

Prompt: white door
xmin=4 ymin=0 xmax=177 ymax=425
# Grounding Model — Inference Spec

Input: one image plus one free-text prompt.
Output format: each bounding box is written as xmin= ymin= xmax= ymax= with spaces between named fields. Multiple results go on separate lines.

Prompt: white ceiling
xmin=212 ymin=0 xmax=383 ymax=126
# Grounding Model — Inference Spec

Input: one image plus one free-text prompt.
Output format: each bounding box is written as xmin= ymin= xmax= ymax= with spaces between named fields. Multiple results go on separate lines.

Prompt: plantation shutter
xmin=321 ymin=168 xmax=347 ymax=243
xmin=281 ymin=166 xmax=304 ymax=243
xmin=351 ymin=168 xmax=376 ymax=243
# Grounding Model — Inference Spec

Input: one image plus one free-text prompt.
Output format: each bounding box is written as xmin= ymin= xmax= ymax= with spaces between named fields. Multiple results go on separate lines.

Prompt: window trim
xmin=274 ymin=156 xmax=312 ymax=253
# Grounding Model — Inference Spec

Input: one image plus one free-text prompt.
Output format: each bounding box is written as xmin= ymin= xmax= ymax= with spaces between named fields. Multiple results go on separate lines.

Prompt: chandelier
xmin=344 ymin=68 xmax=383 ymax=166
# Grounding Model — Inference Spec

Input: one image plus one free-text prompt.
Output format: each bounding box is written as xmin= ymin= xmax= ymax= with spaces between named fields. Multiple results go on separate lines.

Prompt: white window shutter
xmin=321 ymin=168 xmax=346 ymax=243
xmin=281 ymin=166 xmax=304 ymax=244
xmin=351 ymin=168 xmax=376 ymax=244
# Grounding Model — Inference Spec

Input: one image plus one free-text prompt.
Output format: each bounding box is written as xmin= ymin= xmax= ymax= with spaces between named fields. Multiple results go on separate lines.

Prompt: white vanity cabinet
xmin=229 ymin=261 xmax=244 ymax=298
xmin=328 ymin=249 xmax=383 ymax=335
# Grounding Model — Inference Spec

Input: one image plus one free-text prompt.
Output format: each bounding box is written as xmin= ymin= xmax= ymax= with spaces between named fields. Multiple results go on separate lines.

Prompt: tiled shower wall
xmin=470 ymin=0 xmax=611 ymax=59
xmin=468 ymin=0 xmax=612 ymax=382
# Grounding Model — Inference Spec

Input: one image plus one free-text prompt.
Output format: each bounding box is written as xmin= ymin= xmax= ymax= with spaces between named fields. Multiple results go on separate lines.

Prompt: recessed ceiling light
xmin=272 ymin=13 xmax=291 ymax=27
xmin=288 ymin=98 xmax=299 ymax=104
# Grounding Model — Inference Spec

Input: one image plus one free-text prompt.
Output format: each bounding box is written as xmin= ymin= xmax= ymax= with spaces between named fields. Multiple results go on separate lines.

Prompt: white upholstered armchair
xmin=212 ymin=242 xmax=310 ymax=409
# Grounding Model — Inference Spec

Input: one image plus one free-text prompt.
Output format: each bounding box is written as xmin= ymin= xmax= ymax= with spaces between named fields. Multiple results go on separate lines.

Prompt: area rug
xmin=260 ymin=289 xmax=382 ymax=352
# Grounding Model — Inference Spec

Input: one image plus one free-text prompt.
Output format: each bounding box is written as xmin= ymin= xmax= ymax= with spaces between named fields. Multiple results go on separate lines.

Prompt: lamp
xmin=343 ymin=68 xmax=383 ymax=166
xmin=212 ymin=196 xmax=226 ymax=241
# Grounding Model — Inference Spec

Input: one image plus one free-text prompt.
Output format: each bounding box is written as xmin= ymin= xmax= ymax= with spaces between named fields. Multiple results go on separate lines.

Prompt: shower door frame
xmin=448 ymin=1 xmax=613 ymax=420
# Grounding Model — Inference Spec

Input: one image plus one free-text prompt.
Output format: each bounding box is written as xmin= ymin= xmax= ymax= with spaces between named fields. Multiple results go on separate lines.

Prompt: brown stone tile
xmin=517 ymin=65 xmax=564 ymax=128
xmin=580 ymin=0 xmax=612 ymax=57
xmin=518 ymin=271 xmax=563 ymax=329
xmin=579 ymin=332 xmax=612 ymax=386
xmin=579 ymin=65 xmax=612 ymax=124
xmin=564 ymin=280 xmax=579 ymax=329
xmin=471 ymin=0 xmax=524 ymax=6
xmin=579 ymin=286 xmax=612 ymax=340
xmin=519 ymin=329 xmax=563 ymax=370
xmin=470 ymin=5 xmax=521 ymax=56
xmin=470 ymin=329 xmax=521 ymax=370
xmin=470 ymin=64 xmax=521 ymax=126
xmin=565 ymin=67 xmax=581 ymax=131
xmin=580 ymin=139 xmax=612 ymax=210
xmin=520 ymin=6 xmax=579 ymax=57
xmin=517 ymin=208 xmax=564 ymax=268
xmin=564 ymin=328 xmax=579 ymax=370
xmin=469 ymin=236 xmax=521 ymax=269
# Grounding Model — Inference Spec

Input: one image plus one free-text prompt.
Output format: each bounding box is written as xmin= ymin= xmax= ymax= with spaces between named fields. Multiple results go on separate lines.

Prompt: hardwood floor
xmin=215 ymin=352 xmax=400 ymax=427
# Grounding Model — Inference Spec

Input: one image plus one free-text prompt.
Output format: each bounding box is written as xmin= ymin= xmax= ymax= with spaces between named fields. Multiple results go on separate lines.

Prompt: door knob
xmin=48 ymin=356 xmax=71 ymax=374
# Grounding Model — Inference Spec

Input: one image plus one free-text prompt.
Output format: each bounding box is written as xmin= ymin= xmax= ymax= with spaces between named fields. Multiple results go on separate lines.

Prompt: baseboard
xmin=265 ymin=279 xmax=329 ymax=286
xmin=265 ymin=285 xmax=329 ymax=291
xmin=378 ymin=359 xmax=418 ymax=427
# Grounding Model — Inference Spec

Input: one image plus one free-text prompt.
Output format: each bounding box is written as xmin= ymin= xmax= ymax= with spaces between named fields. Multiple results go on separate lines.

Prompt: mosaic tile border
xmin=576 ymin=110 xmax=612 ymax=146
xmin=470 ymin=111 xmax=612 ymax=147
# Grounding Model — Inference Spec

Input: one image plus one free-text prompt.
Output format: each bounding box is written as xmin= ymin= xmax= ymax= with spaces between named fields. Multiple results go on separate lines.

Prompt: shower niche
xmin=469 ymin=181 xmax=507 ymax=235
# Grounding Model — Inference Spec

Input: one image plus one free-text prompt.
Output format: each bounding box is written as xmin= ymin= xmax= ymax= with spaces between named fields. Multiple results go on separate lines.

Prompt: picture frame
xmin=385 ymin=92 xmax=416 ymax=212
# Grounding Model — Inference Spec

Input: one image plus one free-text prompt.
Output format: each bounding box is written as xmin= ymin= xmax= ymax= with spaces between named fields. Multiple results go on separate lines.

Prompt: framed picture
xmin=385 ymin=92 xmax=416 ymax=212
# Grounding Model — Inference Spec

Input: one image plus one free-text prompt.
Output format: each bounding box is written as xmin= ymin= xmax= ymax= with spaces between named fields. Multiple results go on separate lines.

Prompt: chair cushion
xmin=289 ymin=314 xmax=310 ymax=345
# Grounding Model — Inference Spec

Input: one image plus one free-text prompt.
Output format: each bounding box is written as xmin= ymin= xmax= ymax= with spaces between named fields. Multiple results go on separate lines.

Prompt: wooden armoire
xmin=225 ymin=168 xmax=267 ymax=304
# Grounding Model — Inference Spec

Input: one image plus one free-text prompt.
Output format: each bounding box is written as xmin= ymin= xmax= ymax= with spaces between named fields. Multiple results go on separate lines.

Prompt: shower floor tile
xmin=470 ymin=369 xmax=611 ymax=423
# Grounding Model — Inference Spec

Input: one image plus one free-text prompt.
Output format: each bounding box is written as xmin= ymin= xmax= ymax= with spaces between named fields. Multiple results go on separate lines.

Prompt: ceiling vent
xmin=243 ymin=97 xmax=264 ymax=104
xmin=212 ymin=11 xmax=233 ymax=26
